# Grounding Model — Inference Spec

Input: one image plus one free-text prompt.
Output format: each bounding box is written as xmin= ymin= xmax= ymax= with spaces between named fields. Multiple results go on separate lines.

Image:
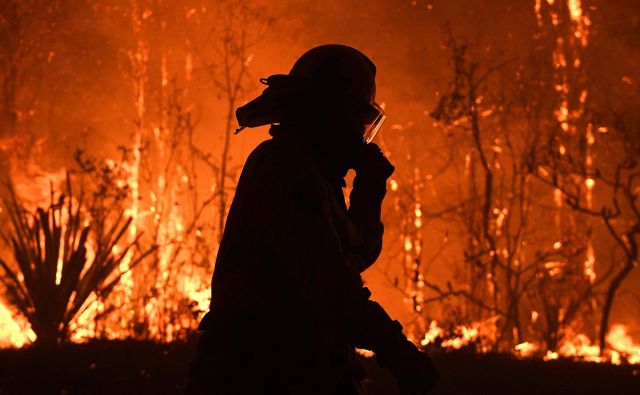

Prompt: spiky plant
xmin=0 ymin=179 xmax=152 ymax=348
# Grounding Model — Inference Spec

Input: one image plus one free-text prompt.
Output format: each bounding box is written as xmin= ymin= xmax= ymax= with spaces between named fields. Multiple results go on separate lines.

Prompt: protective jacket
xmin=187 ymin=125 xmax=403 ymax=394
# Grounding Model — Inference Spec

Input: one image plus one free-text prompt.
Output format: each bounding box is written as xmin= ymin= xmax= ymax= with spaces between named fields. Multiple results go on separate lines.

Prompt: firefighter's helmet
xmin=236 ymin=44 xmax=386 ymax=143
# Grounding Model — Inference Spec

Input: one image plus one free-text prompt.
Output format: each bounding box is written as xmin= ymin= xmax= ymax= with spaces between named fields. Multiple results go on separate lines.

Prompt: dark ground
xmin=0 ymin=337 xmax=638 ymax=395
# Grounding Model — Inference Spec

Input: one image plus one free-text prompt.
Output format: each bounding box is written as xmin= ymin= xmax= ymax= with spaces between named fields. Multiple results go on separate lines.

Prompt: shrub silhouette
xmin=0 ymin=179 xmax=152 ymax=348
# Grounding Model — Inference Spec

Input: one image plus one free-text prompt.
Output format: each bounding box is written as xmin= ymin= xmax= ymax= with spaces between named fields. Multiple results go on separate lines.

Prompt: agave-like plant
xmin=0 ymin=178 xmax=153 ymax=348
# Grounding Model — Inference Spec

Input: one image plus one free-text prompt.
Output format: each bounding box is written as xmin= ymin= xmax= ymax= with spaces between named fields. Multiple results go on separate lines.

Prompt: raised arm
xmin=348 ymin=143 xmax=394 ymax=271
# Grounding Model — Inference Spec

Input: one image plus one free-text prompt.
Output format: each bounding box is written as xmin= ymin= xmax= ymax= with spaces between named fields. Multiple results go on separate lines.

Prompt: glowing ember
xmin=355 ymin=348 xmax=375 ymax=358
xmin=514 ymin=342 xmax=538 ymax=358
xmin=420 ymin=321 xmax=444 ymax=347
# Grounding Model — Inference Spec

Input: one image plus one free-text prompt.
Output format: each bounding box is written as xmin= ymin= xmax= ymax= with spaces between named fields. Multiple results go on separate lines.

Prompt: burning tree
xmin=538 ymin=85 xmax=640 ymax=356
xmin=401 ymin=28 xmax=602 ymax=353
xmin=530 ymin=0 xmax=640 ymax=358
xmin=124 ymin=80 xmax=218 ymax=341
xmin=375 ymin=119 xmax=452 ymax=340
xmin=383 ymin=1 xmax=638 ymax=360
xmin=85 ymin=0 xmax=274 ymax=341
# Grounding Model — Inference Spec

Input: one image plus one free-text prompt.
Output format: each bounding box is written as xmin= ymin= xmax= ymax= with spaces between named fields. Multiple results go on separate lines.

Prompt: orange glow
xmin=0 ymin=1 xmax=638 ymax=380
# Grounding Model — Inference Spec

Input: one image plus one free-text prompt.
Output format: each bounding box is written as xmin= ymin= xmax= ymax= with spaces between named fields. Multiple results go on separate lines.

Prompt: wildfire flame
xmin=415 ymin=319 xmax=640 ymax=366
xmin=0 ymin=301 xmax=35 ymax=348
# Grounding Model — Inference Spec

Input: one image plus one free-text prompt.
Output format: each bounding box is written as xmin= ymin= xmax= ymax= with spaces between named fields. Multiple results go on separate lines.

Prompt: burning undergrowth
xmin=417 ymin=320 xmax=640 ymax=366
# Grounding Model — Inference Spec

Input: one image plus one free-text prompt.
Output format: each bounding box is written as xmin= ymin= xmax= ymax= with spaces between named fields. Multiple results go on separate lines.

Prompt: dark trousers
xmin=185 ymin=331 xmax=366 ymax=395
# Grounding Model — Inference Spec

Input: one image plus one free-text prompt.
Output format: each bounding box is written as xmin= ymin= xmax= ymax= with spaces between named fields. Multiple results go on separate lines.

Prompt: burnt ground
xmin=0 ymin=337 xmax=638 ymax=395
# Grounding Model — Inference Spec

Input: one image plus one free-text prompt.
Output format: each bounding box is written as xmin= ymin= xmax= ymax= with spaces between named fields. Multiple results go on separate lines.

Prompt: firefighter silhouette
xmin=186 ymin=44 xmax=438 ymax=394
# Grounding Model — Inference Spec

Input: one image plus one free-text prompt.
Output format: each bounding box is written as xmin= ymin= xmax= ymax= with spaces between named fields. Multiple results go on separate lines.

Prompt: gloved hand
xmin=378 ymin=337 xmax=439 ymax=394
xmin=352 ymin=143 xmax=395 ymax=181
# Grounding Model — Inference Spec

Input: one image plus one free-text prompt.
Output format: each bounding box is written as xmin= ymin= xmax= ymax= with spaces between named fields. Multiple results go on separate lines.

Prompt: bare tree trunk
xmin=599 ymin=257 xmax=635 ymax=354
